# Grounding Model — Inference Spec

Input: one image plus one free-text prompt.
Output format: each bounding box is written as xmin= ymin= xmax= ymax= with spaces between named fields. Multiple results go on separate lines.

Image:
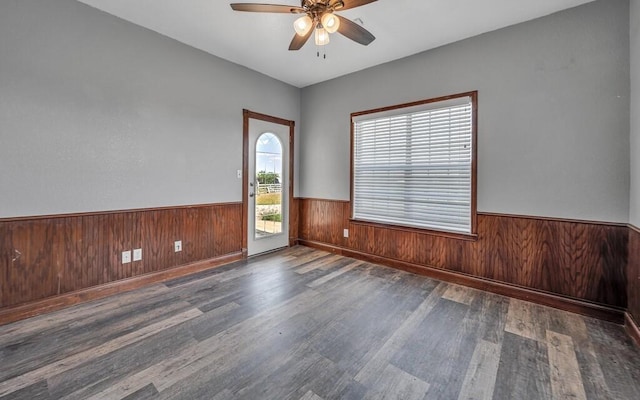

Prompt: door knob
xmin=249 ymin=192 xmax=254 ymax=197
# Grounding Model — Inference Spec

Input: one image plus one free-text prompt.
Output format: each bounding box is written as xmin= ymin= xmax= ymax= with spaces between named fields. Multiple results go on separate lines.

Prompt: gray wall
xmin=0 ymin=0 xmax=300 ymax=218
xmin=300 ymin=0 xmax=630 ymax=223
xmin=631 ymin=0 xmax=640 ymax=227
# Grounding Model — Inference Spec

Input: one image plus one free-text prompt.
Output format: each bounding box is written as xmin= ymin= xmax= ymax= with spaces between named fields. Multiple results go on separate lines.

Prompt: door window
xmin=255 ymin=132 xmax=283 ymax=239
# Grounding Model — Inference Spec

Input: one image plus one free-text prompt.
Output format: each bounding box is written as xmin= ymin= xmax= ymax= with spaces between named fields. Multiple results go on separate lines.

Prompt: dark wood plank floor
xmin=1 ymin=246 xmax=639 ymax=400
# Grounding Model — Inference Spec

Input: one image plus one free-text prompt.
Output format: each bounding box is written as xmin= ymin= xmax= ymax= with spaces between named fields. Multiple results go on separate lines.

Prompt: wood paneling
xmin=0 ymin=203 xmax=242 ymax=310
xmin=290 ymin=197 xmax=300 ymax=246
xmin=299 ymin=198 xmax=350 ymax=248
xmin=628 ymin=225 xmax=640 ymax=343
xmin=298 ymin=198 xmax=628 ymax=309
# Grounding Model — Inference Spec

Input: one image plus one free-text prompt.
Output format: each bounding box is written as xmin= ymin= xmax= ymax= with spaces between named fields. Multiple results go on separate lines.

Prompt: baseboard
xmin=298 ymin=240 xmax=344 ymax=255
xmin=625 ymin=313 xmax=640 ymax=347
xmin=0 ymin=251 xmax=243 ymax=326
xmin=298 ymin=239 xmax=625 ymax=324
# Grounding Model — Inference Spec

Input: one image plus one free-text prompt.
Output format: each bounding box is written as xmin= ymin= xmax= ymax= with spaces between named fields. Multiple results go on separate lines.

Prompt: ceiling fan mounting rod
xmin=302 ymin=0 xmax=343 ymax=17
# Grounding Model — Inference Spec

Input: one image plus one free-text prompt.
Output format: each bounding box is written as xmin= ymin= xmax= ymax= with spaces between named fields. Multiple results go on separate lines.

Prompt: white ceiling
xmin=77 ymin=0 xmax=596 ymax=88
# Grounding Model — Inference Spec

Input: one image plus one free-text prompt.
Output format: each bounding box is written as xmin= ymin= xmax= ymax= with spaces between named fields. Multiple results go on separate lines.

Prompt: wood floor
xmin=1 ymin=246 xmax=639 ymax=400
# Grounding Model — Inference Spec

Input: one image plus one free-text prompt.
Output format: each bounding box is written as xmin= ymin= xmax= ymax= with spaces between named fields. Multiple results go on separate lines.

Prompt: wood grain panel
xmin=299 ymin=198 xmax=349 ymax=247
xmin=290 ymin=198 xmax=300 ymax=246
xmin=628 ymin=226 xmax=640 ymax=329
xmin=141 ymin=209 xmax=174 ymax=276
xmin=0 ymin=203 xmax=242 ymax=310
xmin=214 ymin=203 xmax=242 ymax=257
xmin=298 ymin=198 xmax=628 ymax=309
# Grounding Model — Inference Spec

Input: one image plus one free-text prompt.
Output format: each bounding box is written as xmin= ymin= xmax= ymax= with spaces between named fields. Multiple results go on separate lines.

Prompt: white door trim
xmin=242 ymin=110 xmax=295 ymax=257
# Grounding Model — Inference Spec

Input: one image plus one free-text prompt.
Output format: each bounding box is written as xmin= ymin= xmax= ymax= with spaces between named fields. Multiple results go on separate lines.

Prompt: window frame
xmin=350 ymin=91 xmax=478 ymax=240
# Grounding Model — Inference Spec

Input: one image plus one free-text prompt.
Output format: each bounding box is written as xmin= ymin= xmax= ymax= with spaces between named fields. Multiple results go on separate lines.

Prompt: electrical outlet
xmin=174 ymin=240 xmax=182 ymax=252
xmin=343 ymin=229 xmax=349 ymax=238
xmin=122 ymin=250 xmax=131 ymax=264
xmin=133 ymin=248 xmax=142 ymax=261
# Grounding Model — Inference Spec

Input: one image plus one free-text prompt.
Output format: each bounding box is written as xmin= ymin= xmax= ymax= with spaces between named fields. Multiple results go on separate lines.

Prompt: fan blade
xmin=289 ymin=28 xmax=313 ymax=50
xmin=331 ymin=0 xmax=377 ymax=11
xmin=230 ymin=3 xmax=304 ymax=13
xmin=336 ymin=15 xmax=375 ymax=45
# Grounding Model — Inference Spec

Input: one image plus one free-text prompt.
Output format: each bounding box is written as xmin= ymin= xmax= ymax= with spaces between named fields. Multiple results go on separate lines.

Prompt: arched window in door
xmin=255 ymin=132 xmax=283 ymax=238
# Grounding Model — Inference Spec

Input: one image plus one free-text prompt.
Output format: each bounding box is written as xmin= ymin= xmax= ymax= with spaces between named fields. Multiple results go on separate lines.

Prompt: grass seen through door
xmin=257 ymin=193 xmax=281 ymax=205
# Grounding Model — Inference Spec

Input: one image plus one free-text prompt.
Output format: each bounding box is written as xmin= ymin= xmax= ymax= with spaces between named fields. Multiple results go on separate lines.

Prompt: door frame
xmin=242 ymin=109 xmax=295 ymax=258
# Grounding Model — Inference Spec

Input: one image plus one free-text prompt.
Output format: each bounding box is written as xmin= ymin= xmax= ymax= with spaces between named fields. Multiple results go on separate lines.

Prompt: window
xmin=351 ymin=92 xmax=477 ymax=236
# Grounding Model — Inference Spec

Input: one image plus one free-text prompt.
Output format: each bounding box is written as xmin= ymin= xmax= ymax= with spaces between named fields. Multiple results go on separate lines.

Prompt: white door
xmin=247 ymin=119 xmax=289 ymax=256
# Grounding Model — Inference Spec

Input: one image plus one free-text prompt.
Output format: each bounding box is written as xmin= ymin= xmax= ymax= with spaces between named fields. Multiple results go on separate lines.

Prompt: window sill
xmin=349 ymin=218 xmax=478 ymax=242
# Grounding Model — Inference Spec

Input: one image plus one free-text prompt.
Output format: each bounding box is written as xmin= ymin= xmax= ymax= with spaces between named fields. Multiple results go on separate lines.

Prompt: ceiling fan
xmin=230 ymin=0 xmax=377 ymax=50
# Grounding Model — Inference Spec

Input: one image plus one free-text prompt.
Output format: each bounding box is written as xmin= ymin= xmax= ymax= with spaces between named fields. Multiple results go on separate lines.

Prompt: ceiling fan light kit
xmin=320 ymin=13 xmax=340 ymax=33
xmin=315 ymin=26 xmax=330 ymax=45
xmin=230 ymin=0 xmax=377 ymax=51
xmin=294 ymin=15 xmax=313 ymax=36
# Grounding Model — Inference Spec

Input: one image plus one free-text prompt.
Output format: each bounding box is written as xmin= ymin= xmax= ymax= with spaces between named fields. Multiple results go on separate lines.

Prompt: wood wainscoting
xmin=298 ymin=198 xmax=628 ymax=322
xmin=628 ymin=225 xmax=640 ymax=345
xmin=0 ymin=203 xmax=243 ymax=323
xmin=290 ymin=197 xmax=300 ymax=247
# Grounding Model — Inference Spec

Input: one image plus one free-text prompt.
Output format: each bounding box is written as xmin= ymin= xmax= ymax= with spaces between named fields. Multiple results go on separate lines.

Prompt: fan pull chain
xmin=316 ymin=46 xmax=327 ymax=60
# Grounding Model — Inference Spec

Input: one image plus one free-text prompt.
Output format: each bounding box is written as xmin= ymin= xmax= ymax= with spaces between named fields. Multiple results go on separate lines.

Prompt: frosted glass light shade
xmin=321 ymin=13 xmax=340 ymax=33
xmin=293 ymin=15 xmax=313 ymax=36
xmin=315 ymin=27 xmax=330 ymax=45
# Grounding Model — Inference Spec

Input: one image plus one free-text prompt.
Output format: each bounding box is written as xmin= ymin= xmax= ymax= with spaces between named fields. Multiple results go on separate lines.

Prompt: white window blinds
xmin=352 ymin=95 xmax=474 ymax=234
